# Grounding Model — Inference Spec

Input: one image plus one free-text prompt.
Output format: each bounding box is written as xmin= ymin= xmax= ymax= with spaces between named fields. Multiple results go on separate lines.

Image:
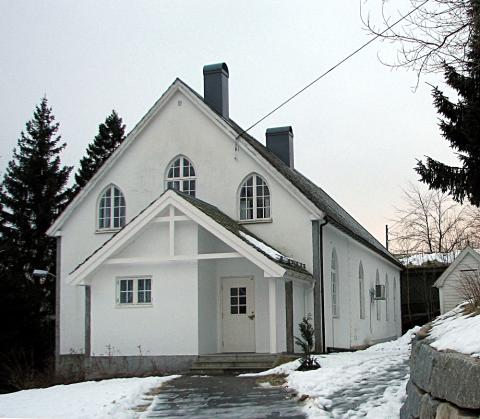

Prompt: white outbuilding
xmin=434 ymin=246 xmax=480 ymax=314
xmin=47 ymin=63 xmax=403 ymax=375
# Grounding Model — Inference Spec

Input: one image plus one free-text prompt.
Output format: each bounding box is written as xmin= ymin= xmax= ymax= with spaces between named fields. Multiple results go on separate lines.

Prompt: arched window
xmin=98 ymin=185 xmax=126 ymax=230
xmin=359 ymin=262 xmax=365 ymax=319
xmin=331 ymin=249 xmax=339 ymax=317
xmin=385 ymin=274 xmax=389 ymax=321
xmin=165 ymin=156 xmax=196 ymax=196
xmin=393 ymin=277 xmax=397 ymax=322
xmin=239 ymin=174 xmax=270 ymax=220
xmin=376 ymin=269 xmax=381 ymax=321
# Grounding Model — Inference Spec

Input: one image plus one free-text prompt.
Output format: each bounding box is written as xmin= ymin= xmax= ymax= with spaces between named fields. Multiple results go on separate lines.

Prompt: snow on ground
xmin=428 ymin=303 xmax=480 ymax=357
xmin=243 ymin=328 xmax=420 ymax=418
xmin=0 ymin=375 xmax=179 ymax=419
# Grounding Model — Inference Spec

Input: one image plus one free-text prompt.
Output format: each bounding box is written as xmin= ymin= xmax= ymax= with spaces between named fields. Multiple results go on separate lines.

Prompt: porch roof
xmin=69 ymin=190 xmax=311 ymax=282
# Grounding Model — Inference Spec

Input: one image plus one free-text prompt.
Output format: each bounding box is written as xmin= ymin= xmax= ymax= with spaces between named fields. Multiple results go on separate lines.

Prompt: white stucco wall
xmin=90 ymin=262 xmax=198 ymax=356
xmin=322 ymin=224 xmax=402 ymax=349
xmin=87 ymin=219 xmax=199 ymax=356
xmin=56 ymin=82 xmax=401 ymax=355
xmin=197 ymin=260 xmax=218 ymax=354
xmin=57 ymin=87 xmax=316 ymax=354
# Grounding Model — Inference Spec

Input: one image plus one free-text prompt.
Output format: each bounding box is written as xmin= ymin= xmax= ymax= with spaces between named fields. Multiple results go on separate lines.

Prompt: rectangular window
xmin=119 ymin=279 xmax=133 ymax=304
xmin=230 ymin=287 xmax=247 ymax=314
xmin=117 ymin=277 xmax=152 ymax=305
xmin=138 ymin=278 xmax=151 ymax=304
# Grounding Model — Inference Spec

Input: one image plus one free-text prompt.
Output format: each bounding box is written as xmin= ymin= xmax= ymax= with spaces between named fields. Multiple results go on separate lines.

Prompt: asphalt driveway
xmin=146 ymin=375 xmax=305 ymax=418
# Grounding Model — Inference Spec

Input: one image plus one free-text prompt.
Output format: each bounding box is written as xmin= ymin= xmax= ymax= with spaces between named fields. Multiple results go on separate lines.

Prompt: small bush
xmin=294 ymin=314 xmax=320 ymax=371
xmin=0 ymin=350 xmax=55 ymax=391
xmin=455 ymin=271 xmax=480 ymax=314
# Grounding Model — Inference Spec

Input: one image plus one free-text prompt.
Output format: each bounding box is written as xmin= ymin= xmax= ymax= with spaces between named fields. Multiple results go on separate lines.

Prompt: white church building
xmin=48 ymin=63 xmax=402 ymax=374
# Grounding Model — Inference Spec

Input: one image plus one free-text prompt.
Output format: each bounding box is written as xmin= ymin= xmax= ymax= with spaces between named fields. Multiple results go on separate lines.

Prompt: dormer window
xmin=98 ymin=185 xmax=126 ymax=230
xmin=239 ymin=174 xmax=270 ymax=221
xmin=165 ymin=156 xmax=196 ymax=197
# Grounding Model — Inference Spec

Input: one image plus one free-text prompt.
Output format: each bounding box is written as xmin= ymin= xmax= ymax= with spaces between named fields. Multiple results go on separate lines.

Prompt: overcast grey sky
xmin=0 ymin=0 xmax=458 ymax=244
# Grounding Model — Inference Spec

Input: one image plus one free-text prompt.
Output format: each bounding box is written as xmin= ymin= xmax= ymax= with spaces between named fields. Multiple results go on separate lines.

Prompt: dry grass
xmin=456 ymin=271 xmax=480 ymax=314
xmin=255 ymin=374 xmax=287 ymax=387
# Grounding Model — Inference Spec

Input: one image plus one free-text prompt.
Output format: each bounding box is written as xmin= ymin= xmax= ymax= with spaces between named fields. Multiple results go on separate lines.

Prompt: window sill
xmin=238 ymin=218 xmax=273 ymax=225
xmin=115 ymin=303 xmax=153 ymax=308
xmin=96 ymin=228 xmax=122 ymax=234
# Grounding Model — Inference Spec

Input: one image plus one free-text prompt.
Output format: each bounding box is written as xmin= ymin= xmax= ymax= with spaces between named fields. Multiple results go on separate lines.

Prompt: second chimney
xmin=203 ymin=63 xmax=229 ymax=118
xmin=266 ymin=126 xmax=294 ymax=169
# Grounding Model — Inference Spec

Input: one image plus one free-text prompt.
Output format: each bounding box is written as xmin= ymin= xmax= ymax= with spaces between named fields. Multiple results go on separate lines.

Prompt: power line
xmin=237 ymin=0 xmax=431 ymax=138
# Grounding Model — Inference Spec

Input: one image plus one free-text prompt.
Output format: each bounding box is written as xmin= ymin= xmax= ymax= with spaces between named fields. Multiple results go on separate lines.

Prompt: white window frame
xmin=393 ymin=277 xmax=397 ymax=321
xmin=331 ymin=249 xmax=339 ymax=318
xmin=97 ymin=184 xmax=126 ymax=231
xmin=359 ymin=261 xmax=365 ymax=319
xmin=238 ymin=174 xmax=271 ymax=221
xmin=116 ymin=276 xmax=152 ymax=306
xmin=385 ymin=274 xmax=389 ymax=321
xmin=376 ymin=270 xmax=381 ymax=321
xmin=165 ymin=155 xmax=196 ymax=197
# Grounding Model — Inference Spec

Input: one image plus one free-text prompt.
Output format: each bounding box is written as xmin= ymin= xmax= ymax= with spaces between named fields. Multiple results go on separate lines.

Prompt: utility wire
xmin=236 ymin=0 xmax=431 ymax=138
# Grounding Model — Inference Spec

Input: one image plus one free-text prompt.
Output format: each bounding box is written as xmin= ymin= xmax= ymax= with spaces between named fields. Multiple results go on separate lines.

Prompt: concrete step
xmin=189 ymin=368 xmax=268 ymax=376
xmin=196 ymin=354 xmax=277 ymax=363
xmin=191 ymin=361 xmax=274 ymax=370
xmin=190 ymin=353 xmax=280 ymax=375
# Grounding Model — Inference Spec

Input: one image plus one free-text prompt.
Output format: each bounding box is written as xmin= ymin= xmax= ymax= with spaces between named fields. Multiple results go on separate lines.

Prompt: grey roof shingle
xmin=177 ymin=79 xmax=402 ymax=269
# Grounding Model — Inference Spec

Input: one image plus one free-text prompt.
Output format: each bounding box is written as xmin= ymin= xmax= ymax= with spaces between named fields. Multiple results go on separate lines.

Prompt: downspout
xmin=312 ymin=217 xmax=329 ymax=353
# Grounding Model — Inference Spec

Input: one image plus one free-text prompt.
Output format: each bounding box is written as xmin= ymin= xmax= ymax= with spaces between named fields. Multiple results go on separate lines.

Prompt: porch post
xmin=285 ymin=280 xmax=294 ymax=353
xmin=84 ymin=285 xmax=91 ymax=357
xmin=268 ymin=277 xmax=277 ymax=353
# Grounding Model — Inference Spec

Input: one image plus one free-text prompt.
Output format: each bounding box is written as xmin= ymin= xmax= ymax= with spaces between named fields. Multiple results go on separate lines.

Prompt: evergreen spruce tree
xmin=74 ymin=110 xmax=126 ymax=192
xmin=0 ymin=97 xmax=71 ymax=374
xmin=416 ymin=1 xmax=480 ymax=206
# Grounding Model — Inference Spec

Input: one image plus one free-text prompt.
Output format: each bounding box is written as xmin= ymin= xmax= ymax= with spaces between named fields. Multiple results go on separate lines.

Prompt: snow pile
xmin=428 ymin=303 xmax=480 ymax=357
xmin=245 ymin=328 xmax=419 ymax=418
xmin=0 ymin=375 xmax=178 ymax=419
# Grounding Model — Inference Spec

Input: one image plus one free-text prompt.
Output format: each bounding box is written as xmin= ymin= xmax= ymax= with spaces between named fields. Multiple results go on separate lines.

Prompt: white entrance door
xmin=222 ymin=277 xmax=255 ymax=352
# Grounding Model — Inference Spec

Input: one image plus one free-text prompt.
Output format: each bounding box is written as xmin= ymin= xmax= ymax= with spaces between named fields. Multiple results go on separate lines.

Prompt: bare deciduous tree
xmin=455 ymin=270 xmax=480 ymax=313
xmin=361 ymin=0 xmax=473 ymax=79
xmin=389 ymin=183 xmax=477 ymax=256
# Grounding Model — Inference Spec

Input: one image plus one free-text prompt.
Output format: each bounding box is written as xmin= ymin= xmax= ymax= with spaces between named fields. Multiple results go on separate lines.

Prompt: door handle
xmin=248 ymin=313 xmax=255 ymax=320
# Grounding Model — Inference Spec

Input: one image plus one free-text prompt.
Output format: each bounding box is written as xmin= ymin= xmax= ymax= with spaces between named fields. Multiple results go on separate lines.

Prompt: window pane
xmin=230 ymin=288 xmax=238 ymax=296
xmin=166 ymin=157 xmax=195 ymax=195
xmin=119 ymin=279 xmax=133 ymax=304
xmin=239 ymin=306 xmax=246 ymax=314
xmin=231 ymin=306 xmax=238 ymax=314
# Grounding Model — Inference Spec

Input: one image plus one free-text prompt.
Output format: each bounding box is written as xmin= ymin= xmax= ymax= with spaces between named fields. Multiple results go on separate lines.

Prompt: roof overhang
xmin=433 ymin=246 xmax=480 ymax=288
xmin=68 ymin=190 xmax=288 ymax=285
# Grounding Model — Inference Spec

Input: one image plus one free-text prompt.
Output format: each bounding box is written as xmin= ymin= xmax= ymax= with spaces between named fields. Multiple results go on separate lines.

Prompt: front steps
xmin=190 ymin=353 xmax=282 ymax=375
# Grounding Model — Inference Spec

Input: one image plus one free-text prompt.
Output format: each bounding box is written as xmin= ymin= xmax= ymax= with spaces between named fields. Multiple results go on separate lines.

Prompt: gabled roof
xmin=69 ymin=189 xmax=310 ymax=284
xmin=49 ymin=74 xmax=401 ymax=269
xmin=434 ymin=246 xmax=480 ymax=288
xmin=176 ymin=79 xmax=402 ymax=269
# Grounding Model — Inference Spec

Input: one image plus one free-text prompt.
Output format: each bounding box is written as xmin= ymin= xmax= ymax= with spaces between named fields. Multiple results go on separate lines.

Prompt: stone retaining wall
xmin=401 ymin=336 xmax=480 ymax=418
